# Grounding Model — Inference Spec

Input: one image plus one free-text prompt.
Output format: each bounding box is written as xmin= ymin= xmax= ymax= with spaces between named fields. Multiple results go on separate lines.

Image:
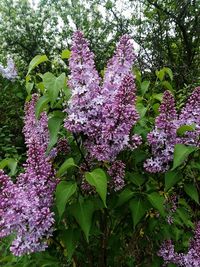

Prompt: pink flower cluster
xmin=64 ymin=31 xmax=141 ymax=162
xmin=144 ymin=87 xmax=200 ymax=173
xmin=0 ymin=95 xmax=56 ymax=256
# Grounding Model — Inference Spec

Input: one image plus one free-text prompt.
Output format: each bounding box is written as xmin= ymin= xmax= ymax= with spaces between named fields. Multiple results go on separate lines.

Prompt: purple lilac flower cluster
xmin=0 ymin=95 xmax=56 ymax=256
xmin=64 ymin=31 xmax=101 ymax=134
xmin=64 ymin=31 xmax=140 ymax=162
xmin=144 ymin=87 xmax=200 ymax=173
xmin=158 ymin=221 xmax=200 ymax=266
xmin=0 ymin=58 xmax=17 ymax=80
xmin=108 ymin=160 xmax=126 ymax=191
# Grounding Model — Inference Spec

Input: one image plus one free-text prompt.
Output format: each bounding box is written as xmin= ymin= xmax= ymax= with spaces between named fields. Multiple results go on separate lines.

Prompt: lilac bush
xmin=1 ymin=30 xmax=200 ymax=266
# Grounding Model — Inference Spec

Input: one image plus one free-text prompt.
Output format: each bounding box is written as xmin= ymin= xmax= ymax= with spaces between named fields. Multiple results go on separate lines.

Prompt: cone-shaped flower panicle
xmin=178 ymin=86 xmax=200 ymax=146
xmin=0 ymin=95 xmax=56 ymax=256
xmin=64 ymin=31 xmax=101 ymax=133
xmin=102 ymin=34 xmax=136 ymax=97
xmin=145 ymin=88 xmax=200 ymax=173
xmin=144 ymin=91 xmax=177 ymax=173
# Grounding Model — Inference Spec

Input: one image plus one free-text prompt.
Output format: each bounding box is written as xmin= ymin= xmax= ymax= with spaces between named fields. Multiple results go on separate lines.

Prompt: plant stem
xmin=99 ymin=210 xmax=107 ymax=267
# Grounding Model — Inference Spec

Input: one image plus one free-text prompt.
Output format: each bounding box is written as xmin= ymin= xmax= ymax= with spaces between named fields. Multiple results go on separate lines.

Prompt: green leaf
xmin=152 ymin=103 xmax=160 ymax=115
xmin=47 ymin=115 xmax=63 ymax=153
xmin=128 ymin=172 xmax=145 ymax=186
xmin=177 ymin=124 xmax=195 ymax=136
xmin=25 ymin=82 xmax=34 ymax=95
xmin=165 ymin=171 xmax=182 ymax=191
xmin=27 ymin=55 xmax=48 ymax=75
xmin=164 ymin=67 xmax=173 ymax=81
xmin=61 ymin=229 xmax=80 ymax=259
xmin=141 ymin=80 xmax=150 ymax=96
xmin=136 ymin=102 xmax=147 ymax=118
xmin=152 ymin=93 xmax=163 ymax=102
xmin=155 ymin=69 xmax=165 ymax=81
xmin=70 ymin=199 xmax=95 ymax=241
xmin=116 ymin=188 xmax=134 ymax=207
xmin=0 ymin=158 xmax=17 ymax=176
xmin=57 ymin=158 xmax=77 ymax=177
xmin=147 ymin=192 xmax=165 ymax=216
xmin=35 ymin=95 xmax=50 ymax=119
xmin=133 ymin=68 xmax=141 ymax=84
xmin=42 ymin=72 xmax=66 ymax=107
xmin=162 ymin=81 xmax=173 ymax=91
xmin=176 ymin=208 xmax=194 ymax=227
xmin=184 ymin=183 xmax=199 ymax=204
xmin=129 ymin=198 xmax=147 ymax=228
xmin=85 ymin=168 xmax=107 ymax=207
xmin=172 ymin=144 xmax=197 ymax=170
xmin=56 ymin=181 xmax=77 ymax=218
xmin=61 ymin=49 xmax=71 ymax=59
xmin=36 ymin=82 xmax=45 ymax=92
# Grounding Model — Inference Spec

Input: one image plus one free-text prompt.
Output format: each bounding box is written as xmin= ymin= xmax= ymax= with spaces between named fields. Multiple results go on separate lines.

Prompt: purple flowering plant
xmin=1 ymin=31 xmax=200 ymax=267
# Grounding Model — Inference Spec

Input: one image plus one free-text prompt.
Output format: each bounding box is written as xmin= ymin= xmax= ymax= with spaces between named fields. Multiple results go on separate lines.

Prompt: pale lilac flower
xmin=64 ymin=32 xmax=140 ymax=162
xmin=0 ymin=58 xmax=17 ymax=80
xmin=64 ymin=31 xmax=101 ymax=134
xmin=144 ymin=91 xmax=177 ymax=173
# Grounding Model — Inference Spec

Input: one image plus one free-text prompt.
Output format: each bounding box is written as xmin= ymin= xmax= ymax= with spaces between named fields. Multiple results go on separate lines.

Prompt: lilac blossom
xmin=108 ymin=160 xmax=126 ymax=191
xmin=144 ymin=91 xmax=178 ymax=173
xmin=64 ymin=31 xmax=101 ymax=133
xmin=102 ymin=34 xmax=136 ymax=99
xmin=178 ymin=86 xmax=200 ymax=147
xmin=145 ymin=88 xmax=200 ymax=173
xmin=0 ymin=58 xmax=17 ymax=80
xmin=65 ymin=32 xmax=140 ymax=162
xmin=86 ymin=75 xmax=140 ymax=161
xmin=158 ymin=222 xmax=200 ymax=266
xmin=0 ymin=95 xmax=56 ymax=256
